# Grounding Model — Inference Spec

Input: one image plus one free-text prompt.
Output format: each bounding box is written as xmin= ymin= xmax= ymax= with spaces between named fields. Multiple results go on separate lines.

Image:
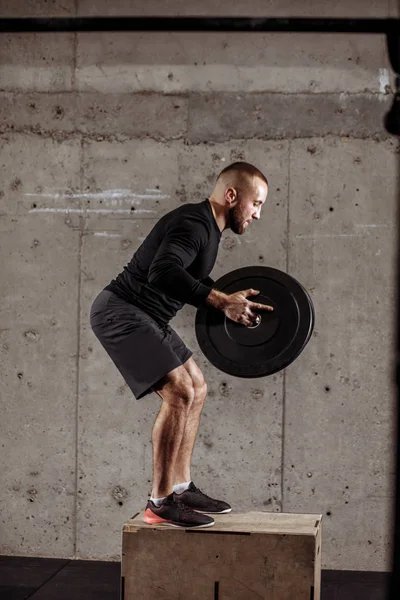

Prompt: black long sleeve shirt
xmin=104 ymin=198 xmax=221 ymax=325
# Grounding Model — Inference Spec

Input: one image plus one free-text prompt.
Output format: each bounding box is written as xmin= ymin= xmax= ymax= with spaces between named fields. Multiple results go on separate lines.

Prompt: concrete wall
xmin=0 ymin=0 xmax=397 ymax=571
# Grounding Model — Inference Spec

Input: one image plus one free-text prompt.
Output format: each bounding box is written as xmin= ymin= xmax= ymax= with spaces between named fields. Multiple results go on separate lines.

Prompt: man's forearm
xmin=205 ymin=288 xmax=230 ymax=311
xmin=148 ymin=262 xmax=212 ymax=307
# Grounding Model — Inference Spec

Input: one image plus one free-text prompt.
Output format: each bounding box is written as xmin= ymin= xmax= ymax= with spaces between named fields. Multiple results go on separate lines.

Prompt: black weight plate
xmin=195 ymin=266 xmax=314 ymax=377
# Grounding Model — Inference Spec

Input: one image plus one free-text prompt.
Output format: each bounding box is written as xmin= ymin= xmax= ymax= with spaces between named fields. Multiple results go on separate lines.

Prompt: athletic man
xmin=90 ymin=161 xmax=272 ymax=528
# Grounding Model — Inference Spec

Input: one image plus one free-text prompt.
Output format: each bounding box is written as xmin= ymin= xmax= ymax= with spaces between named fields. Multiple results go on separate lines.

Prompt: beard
xmin=228 ymin=202 xmax=247 ymax=234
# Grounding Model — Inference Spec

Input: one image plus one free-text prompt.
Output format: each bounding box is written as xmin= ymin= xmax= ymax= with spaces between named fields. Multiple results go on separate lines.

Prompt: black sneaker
xmin=143 ymin=493 xmax=215 ymax=528
xmin=173 ymin=481 xmax=232 ymax=514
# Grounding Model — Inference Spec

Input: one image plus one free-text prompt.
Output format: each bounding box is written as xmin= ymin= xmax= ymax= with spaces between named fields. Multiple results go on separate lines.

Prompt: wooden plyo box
xmin=121 ymin=511 xmax=322 ymax=600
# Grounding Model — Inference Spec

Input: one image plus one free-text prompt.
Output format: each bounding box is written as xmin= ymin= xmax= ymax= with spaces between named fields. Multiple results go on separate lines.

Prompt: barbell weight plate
xmin=195 ymin=266 xmax=315 ymax=377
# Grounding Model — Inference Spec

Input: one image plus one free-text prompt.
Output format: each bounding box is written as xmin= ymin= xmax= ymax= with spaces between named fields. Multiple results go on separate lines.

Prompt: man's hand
xmin=222 ymin=289 xmax=273 ymax=326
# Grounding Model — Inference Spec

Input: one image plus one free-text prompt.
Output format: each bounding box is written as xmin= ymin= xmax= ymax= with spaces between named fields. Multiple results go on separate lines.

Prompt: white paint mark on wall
xmin=378 ymin=68 xmax=390 ymax=94
xmin=296 ymin=233 xmax=363 ymax=239
xmin=296 ymin=225 xmax=390 ymax=240
xmin=355 ymin=223 xmax=389 ymax=229
xmin=92 ymin=232 xmax=122 ymax=237
xmin=28 ymin=208 xmax=156 ymax=214
xmin=24 ymin=188 xmax=169 ymax=204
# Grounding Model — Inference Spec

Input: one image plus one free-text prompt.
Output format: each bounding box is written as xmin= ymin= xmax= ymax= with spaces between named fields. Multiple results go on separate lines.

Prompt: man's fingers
xmin=249 ymin=313 xmax=261 ymax=323
xmin=245 ymin=288 xmax=260 ymax=296
xmin=250 ymin=301 xmax=274 ymax=311
xmin=245 ymin=290 xmax=274 ymax=311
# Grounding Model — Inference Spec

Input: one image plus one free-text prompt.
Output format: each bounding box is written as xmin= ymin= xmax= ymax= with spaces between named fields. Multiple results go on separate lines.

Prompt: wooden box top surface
xmin=123 ymin=511 xmax=322 ymax=536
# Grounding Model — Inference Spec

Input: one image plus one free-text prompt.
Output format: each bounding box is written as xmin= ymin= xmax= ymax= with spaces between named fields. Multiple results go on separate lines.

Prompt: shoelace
xmin=192 ymin=485 xmax=214 ymax=501
xmin=160 ymin=495 xmax=194 ymax=513
xmin=175 ymin=500 xmax=197 ymax=513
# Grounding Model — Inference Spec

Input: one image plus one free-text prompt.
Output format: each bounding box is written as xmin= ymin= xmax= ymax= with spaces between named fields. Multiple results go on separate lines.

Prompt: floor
xmin=0 ymin=555 xmax=390 ymax=599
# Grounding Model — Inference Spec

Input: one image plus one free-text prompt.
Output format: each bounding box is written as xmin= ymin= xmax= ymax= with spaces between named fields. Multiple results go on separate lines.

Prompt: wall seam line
xmin=281 ymin=140 xmax=292 ymax=512
xmin=73 ymin=136 xmax=84 ymax=557
xmin=72 ymin=0 xmax=78 ymax=90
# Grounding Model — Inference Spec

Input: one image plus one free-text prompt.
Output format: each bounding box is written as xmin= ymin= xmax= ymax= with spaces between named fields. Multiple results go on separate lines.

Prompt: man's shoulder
xmin=166 ymin=200 xmax=211 ymax=228
xmin=168 ymin=199 xmax=207 ymax=217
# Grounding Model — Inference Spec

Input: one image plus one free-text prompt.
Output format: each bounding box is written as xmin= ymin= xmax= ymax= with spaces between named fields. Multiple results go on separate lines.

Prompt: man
xmin=90 ymin=161 xmax=272 ymax=529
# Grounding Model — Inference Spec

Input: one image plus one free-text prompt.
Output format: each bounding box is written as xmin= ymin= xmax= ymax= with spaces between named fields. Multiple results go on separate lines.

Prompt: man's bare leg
xmin=172 ymin=357 xmax=207 ymax=484
xmin=150 ymin=365 xmax=195 ymax=498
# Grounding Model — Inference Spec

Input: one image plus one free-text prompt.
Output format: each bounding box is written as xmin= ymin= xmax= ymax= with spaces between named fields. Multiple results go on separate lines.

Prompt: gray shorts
xmin=89 ymin=290 xmax=193 ymax=400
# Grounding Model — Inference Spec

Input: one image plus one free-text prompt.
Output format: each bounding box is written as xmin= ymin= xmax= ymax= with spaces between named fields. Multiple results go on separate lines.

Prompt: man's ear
xmin=225 ymin=187 xmax=237 ymax=205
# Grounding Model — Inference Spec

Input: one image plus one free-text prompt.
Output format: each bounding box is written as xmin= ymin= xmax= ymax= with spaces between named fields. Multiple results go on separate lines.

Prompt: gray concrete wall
xmin=0 ymin=0 xmax=397 ymax=571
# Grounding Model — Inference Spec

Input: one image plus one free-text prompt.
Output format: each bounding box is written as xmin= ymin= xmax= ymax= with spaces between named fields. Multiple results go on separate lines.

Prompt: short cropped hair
xmin=216 ymin=161 xmax=269 ymax=187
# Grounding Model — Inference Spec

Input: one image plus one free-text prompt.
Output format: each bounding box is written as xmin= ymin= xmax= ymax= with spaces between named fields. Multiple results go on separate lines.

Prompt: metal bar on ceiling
xmin=0 ymin=16 xmax=400 ymax=34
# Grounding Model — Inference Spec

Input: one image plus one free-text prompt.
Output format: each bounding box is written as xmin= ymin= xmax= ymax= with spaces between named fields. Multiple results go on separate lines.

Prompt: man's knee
xmin=186 ymin=371 xmax=207 ymax=408
xmin=182 ymin=358 xmax=207 ymax=405
xmin=152 ymin=366 xmax=195 ymax=408
xmin=194 ymin=381 xmax=207 ymax=407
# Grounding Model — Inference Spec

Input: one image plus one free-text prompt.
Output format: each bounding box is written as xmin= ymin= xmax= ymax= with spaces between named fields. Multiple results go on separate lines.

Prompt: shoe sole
xmin=143 ymin=519 xmax=215 ymax=529
xmin=191 ymin=507 xmax=232 ymax=514
xmin=143 ymin=508 xmax=215 ymax=528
